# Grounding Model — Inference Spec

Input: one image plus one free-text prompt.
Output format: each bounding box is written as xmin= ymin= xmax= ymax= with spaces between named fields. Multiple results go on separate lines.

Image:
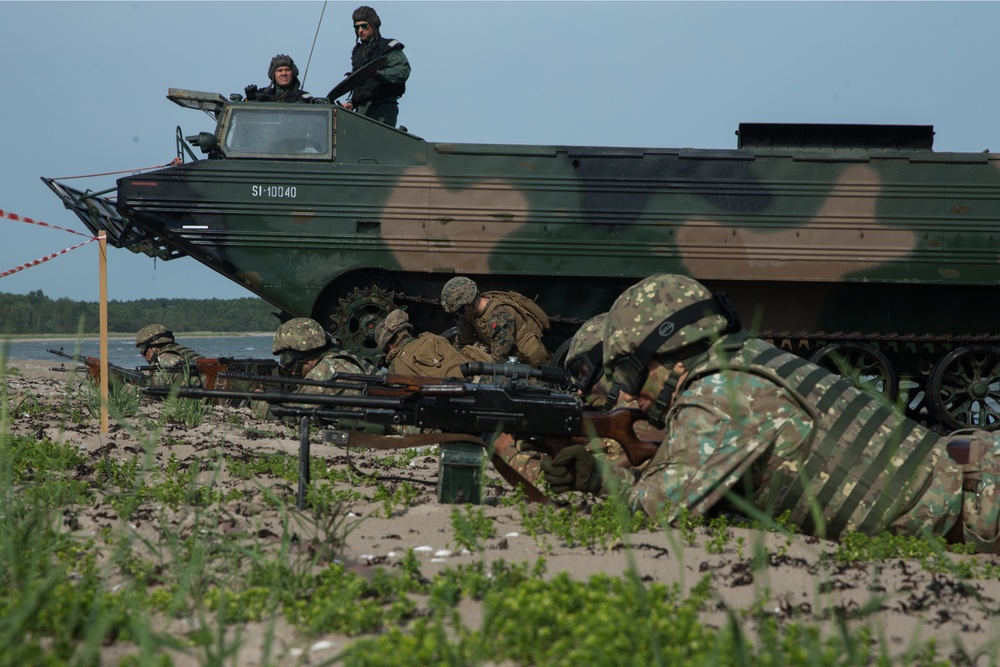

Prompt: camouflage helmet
xmin=564 ymin=313 xmax=607 ymax=393
xmin=603 ymin=274 xmax=739 ymax=393
xmin=272 ymin=317 xmax=329 ymax=354
xmin=441 ymin=277 xmax=478 ymax=314
xmin=374 ymin=309 xmax=412 ymax=352
xmin=268 ymin=54 xmax=299 ymax=81
xmin=135 ymin=323 xmax=174 ymax=349
xmin=352 ymin=5 xmax=381 ymax=29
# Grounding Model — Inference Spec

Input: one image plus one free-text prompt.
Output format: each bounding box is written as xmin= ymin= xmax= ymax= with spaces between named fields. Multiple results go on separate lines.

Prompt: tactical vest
xmin=388 ymin=333 xmax=468 ymax=378
xmin=476 ymin=292 xmax=549 ymax=366
xmin=679 ymin=335 xmax=944 ymax=540
xmin=153 ymin=343 xmax=204 ymax=387
xmin=321 ymin=349 xmax=372 ymax=376
xmin=350 ymin=37 xmax=406 ymax=105
xmin=482 ymin=291 xmax=550 ymax=333
xmin=156 ymin=343 xmax=203 ymax=365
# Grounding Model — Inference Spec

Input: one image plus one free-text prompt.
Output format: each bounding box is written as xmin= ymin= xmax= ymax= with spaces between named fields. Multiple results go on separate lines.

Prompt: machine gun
xmin=48 ymin=348 xmax=148 ymax=386
xmin=144 ymin=373 xmax=660 ymax=505
xmin=181 ymin=369 xmax=657 ymax=465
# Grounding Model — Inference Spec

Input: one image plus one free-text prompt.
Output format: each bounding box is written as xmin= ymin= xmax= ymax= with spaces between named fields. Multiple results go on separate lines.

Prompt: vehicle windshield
xmin=223 ymin=106 xmax=332 ymax=158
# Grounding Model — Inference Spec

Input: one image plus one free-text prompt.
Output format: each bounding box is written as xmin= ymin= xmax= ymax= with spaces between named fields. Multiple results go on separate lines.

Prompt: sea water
xmin=0 ymin=334 xmax=275 ymax=369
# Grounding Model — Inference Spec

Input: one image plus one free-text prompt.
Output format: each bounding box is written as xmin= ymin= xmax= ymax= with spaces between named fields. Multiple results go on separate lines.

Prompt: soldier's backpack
xmin=483 ymin=291 xmax=550 ymax=332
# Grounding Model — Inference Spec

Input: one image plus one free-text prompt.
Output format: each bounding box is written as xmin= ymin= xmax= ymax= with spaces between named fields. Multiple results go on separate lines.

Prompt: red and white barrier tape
xmin=0 ymin=237 xmax=98 ymax=279
xmin=2 ymin=209 xmax=94 ymax=238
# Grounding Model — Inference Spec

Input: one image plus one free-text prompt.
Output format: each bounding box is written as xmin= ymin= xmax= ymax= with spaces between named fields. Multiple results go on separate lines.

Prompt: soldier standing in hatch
xmin=245 ymin=54 xmax=315 ymax=103
xmin=135 ymin=324 xmax=205 ymax=386
xmin=440 ymin=276 xmax=551 ymax=368
xmin=341 ymin=6 xmax=410 ymax=127
xmin=540 ymin=273 xmax=1000 ymax=553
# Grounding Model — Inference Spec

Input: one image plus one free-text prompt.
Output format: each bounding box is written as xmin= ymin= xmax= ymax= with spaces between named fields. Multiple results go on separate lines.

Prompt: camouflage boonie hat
xmin=135 ymin=323 xmax=174 ymax=348
xmin=441 ymin=277 xmax=478 ymax=314
xmin=374 ymin=309 xmax=412 ymax=352
xmin=272 ymin=317 xmax=329 ymax=354
xmin=603 ymin=274 xmax=729 ymax=375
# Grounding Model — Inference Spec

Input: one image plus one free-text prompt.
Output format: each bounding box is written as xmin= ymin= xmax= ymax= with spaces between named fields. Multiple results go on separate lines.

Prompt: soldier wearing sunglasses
xmin=541 ymin=274 xmax=1000 ymax=553
xmin=342 ymin=6 xmax=410 ymax=127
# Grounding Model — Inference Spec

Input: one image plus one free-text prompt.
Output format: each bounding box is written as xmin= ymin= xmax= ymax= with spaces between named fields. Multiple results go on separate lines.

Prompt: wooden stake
xmin=99 ymin=231 xmax=109 ymax=434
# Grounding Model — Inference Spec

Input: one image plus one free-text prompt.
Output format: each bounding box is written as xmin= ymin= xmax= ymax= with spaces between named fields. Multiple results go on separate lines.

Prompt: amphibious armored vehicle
xmin=45 ymin=89 xmax=1000 ymax=432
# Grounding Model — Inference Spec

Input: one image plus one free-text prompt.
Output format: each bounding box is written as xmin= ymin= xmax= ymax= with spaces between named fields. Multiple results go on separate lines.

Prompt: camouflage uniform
xmin=295 ymin=349 xmax=367 ymax=397
xmin=152 ymin=342 xmax=205 ymax=386
xmin=256 ymin=317 xmax=369 ymax=419
xmin=549 ymin=274 xmax=1000 ymax=552
xmin=496 ymin=313 xmax=662 ymax=486
xmin=135 ymin=324 xmax=204 ymax=387
xmin=453 ymin=292 xmax=549 ymax=367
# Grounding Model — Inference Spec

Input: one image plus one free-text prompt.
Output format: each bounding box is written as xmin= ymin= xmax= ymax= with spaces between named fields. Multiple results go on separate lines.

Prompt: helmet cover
xmin=136 ymin=323 xmax=174 ymax=349
xmin=603 ymin=274 xmax=730 ymax=380
xmin=374 ymin=309 xmax=412 ymax=352
xmin=441 ymin=277 xmax=478 ymax=314
xmin=272 ymin=317 xmax=329 ymax=354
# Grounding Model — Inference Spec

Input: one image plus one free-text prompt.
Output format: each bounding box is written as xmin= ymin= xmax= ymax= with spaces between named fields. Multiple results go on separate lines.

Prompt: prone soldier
xmin=374 ymin=309 xmax=484 ymax=378
xmin=254 ymin=317 xmax=369 ymax=419
xmin=135 ymin=324 xmax=204 ymax=386
xmin=541 ymin=274 xmax=1000 ymax=553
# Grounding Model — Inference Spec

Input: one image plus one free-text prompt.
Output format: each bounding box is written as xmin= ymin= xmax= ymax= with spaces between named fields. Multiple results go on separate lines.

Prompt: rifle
xmin=139 ymin=357 xmax=281 ymax=389
xmin=143 ymin=374 xmax=659 ymax=468
xmin=48 ymin=348 xmax=148 ymax=386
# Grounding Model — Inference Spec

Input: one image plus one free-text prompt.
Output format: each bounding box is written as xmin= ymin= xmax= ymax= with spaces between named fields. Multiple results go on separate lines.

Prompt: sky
xmin=2 ymin=0 xmax=998 ymax=303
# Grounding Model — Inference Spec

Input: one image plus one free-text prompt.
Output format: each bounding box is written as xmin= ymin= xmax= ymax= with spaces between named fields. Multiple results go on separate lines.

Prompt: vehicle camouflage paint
xmin=44 ymin=89 xmax=1000 ymax=433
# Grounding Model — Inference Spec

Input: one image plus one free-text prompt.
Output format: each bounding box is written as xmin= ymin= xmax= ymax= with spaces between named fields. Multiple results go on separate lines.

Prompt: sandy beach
xmin=5 ymin=359 xmax=1000 ymax=665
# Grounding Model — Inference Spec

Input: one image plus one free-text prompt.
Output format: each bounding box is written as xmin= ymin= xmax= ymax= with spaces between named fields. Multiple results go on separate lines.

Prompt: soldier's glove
xmin=540 ymin=445 xmax=603 ymax=495
xmin=244 ymin=84 xmax=258 ymax=101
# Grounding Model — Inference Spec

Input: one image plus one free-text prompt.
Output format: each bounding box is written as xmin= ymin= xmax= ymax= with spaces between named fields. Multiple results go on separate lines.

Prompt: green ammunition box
xmin=437 ymin=441 xmax=484 ymax=504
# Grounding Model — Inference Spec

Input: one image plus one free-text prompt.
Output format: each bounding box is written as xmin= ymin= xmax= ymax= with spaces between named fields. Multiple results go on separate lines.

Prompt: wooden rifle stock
xmin=581 ymin=408 xmax=660 ymax=467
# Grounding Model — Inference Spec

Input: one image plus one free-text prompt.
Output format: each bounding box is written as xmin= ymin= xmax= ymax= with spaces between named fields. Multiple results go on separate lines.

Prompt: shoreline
xmin=1 ymin=332 xmax=272 ymax=344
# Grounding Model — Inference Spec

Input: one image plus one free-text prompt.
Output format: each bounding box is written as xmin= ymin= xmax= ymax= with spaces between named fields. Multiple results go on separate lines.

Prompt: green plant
xmin=450 ymin=505 xmax=496 ymax=552
xmin=371 ymin=481 xmax=421 ymax=518
xmin=160 ymin=395 xmax=211 ymax=427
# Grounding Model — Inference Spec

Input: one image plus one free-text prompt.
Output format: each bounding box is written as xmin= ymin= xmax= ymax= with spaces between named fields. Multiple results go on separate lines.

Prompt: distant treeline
xmin=0 ymin=290 xmax=282 ymax=335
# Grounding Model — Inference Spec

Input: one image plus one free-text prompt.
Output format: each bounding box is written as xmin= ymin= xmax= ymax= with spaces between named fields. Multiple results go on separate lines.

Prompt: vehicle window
xmin=223 ymin=107 xmax=332 ymax=158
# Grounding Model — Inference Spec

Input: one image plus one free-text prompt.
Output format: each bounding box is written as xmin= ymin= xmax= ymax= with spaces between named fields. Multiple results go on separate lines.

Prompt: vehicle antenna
xmin=301 ymin=0 xmax=328 ymax=88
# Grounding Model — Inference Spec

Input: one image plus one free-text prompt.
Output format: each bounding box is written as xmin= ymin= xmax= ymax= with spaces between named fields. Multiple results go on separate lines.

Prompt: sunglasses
xmin=354 ymin=22 xmax=370 ymax=31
